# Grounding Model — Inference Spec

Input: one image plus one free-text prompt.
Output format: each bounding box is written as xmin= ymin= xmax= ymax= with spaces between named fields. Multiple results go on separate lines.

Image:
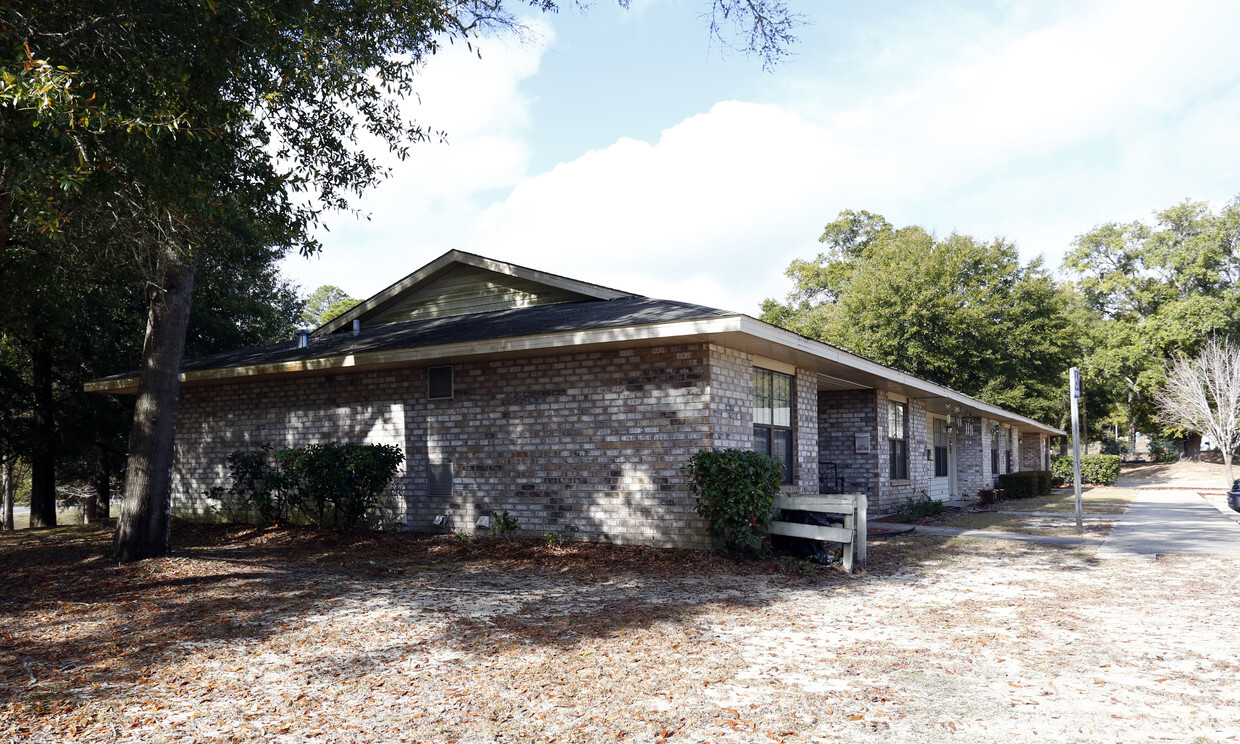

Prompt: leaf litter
xmin=2 ymin=520 xmax=1238 ymax=742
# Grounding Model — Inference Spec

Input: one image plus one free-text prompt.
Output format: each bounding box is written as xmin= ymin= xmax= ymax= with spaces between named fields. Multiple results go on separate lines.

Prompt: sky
xmin=279 ymin=0 xmax=1240 ymax=316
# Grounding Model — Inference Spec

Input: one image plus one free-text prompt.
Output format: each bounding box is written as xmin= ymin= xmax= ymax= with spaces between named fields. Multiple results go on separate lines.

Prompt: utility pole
xmin=1070 ymin=367 xmax=1083 ymax=533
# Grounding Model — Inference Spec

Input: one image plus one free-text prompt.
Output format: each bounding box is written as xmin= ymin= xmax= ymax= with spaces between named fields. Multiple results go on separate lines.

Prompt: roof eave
xmin=85 ymin=311 xmax=1064 ymax=436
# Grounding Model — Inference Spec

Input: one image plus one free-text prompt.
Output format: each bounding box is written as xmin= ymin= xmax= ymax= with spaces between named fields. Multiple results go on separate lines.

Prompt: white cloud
xmin=282 ymin=23 xmax=551 ymax=296
xmin=285 ymin=0 xmax=1240 ymax=317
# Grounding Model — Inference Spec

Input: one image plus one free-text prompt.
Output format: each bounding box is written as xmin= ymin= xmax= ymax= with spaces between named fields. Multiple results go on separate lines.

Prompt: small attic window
xmin=428 ymin=366 xmax=454 ymax=400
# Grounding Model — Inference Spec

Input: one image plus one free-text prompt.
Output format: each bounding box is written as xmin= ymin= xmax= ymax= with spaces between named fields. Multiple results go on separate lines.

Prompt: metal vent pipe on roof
xmin=296 ymin=329 xmax=310 ymax=348
xmin=352 ymin=319 xmax=361 ymax=336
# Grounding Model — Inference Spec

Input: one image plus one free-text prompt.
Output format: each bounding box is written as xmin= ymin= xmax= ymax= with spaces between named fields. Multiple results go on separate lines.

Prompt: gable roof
xmin=315 ymin=249 xmax=637 ymax=336
xmin=85 ymin=251 xmax=1064 ymax=436
xmin=90 ymin=297 xmax=732 ymax=382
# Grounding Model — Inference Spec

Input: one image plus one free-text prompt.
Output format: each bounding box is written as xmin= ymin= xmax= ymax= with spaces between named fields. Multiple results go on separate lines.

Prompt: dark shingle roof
xmin=96 ymin=297 xmax=735 ymax=381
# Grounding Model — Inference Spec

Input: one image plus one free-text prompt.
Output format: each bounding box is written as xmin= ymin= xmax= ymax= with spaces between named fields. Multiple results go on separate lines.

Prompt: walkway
xmin=1096 ymin=488 xmax=1240 ymax=559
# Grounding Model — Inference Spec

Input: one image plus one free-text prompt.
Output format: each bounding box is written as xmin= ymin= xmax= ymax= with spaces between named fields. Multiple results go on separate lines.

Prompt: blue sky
xmin=282 ymin=0 xmax=1240 ymax=316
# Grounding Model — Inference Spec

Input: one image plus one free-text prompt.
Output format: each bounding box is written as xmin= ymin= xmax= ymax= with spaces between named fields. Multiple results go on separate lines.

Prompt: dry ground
xmin=2 ymin=520 xmax=1238 ymax=743
xmin=6 ymin=509 xmax=85 ymax=531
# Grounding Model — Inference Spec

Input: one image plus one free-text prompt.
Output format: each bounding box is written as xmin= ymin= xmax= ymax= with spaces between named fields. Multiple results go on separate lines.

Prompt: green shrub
xmin=897 ymin=493 xmax=944 ymax=519
xmin=1148 ymin=438 xmax=1180 ymax=463
xmin=1050 ymin=454 xmax=1121 ymax=485
xmin=491 ymin=510 xmax=519 ymax=538
xmin=689 ymin=449 xmax=783 ymax=556
xmin=1098 ymin=436 xmax=1127 ymax=456
xmin=997 ymin=471 xmax=1037 ymax=499
xmin=226 ymin=442 xmax=404 ymax=528
xmin=227 ymin=446 xmax=300 ymax=526
xmin=995 ymin=471 xmax=1052 ymax=498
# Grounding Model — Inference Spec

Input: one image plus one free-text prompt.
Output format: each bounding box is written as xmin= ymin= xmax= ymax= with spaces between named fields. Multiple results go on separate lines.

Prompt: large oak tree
xmin=1065 ymin=197 xmax=1240 ymax=456
xmin=2 ymin=1 xmax=800 ymax=559
xmin=761 ymin=210 xmax=1081 ymax=423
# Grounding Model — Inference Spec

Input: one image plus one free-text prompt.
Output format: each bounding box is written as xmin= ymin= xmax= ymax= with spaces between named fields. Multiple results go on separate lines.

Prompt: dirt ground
xmin=3 ymin=512 xmax=1238 ymax=744
xmin=1116 ymin=460 xmax=1231 ymax=488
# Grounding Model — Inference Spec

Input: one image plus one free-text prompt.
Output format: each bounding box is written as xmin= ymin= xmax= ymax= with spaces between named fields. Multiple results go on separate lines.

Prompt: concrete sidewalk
xmin=1097 ymin=489 xmax=1240 ymax=559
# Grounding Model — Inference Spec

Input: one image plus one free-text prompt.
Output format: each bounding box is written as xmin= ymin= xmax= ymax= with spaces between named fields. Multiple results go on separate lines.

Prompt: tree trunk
xmin=1224 ymin=451 xmax=1235 ymax=488
xmin=83 ymin=479 xmax=98 ymax=524
xmin=95 ymin=448 xmax=112 ymax=520
xmin=29 ymin=349 xmax=57 ymax=528
xmin=2 ymin=452 xmax=13 ymax=531
xmin=114 ymin=245 xmax=195 ymax=563
xmin=1127 ymin=420 xmax=1137 ymax=461
xmin=1182 ymin=432 xmax=1202 ymax=462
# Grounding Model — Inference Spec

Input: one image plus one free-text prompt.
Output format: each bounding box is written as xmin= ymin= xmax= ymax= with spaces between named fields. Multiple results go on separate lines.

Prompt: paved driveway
xmin=1097 ymin=487 xmax=1240 ymax=558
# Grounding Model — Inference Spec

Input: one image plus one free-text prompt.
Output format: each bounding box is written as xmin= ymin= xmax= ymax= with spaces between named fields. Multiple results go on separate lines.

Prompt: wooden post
xmin=855 ymin=494 xmax=867 ymax=568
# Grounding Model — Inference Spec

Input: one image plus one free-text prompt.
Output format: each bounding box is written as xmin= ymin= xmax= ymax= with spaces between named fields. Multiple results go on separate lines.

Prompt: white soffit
xmin=816 ymin=373 xmax=871 ymax=392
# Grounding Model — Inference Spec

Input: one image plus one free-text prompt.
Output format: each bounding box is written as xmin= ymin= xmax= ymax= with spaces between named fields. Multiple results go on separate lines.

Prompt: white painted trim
xmin=752 ymin=355 xmax=796 ymax=376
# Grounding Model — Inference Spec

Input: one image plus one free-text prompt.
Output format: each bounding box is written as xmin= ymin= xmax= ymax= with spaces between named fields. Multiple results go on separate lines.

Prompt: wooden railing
xmin=769 ymin=493 xmax=868 ymax=573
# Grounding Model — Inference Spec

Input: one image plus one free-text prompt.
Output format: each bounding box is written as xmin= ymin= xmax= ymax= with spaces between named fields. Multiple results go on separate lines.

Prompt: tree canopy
xmin=2 ymin=0 xmax=801 ymax=557
xmin=761 ymin=210 xmax=1080 ymax=422
xmin=300 ymin=285 xmax=360 ymax=328
xmin=1064 ymin=197 xmax=1240 ymax=454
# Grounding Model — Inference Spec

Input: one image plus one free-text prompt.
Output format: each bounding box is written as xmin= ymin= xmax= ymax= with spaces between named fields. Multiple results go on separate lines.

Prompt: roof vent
xmin=296 ymin=329 xmax=310 ymax=348
xmin=352 ymin=319 xmax=361 ymax=336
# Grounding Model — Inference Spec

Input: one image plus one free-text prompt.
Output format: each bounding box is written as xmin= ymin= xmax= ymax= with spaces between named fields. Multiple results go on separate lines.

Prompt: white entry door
xmin=929 ymin=415 xmax=951 ymax=500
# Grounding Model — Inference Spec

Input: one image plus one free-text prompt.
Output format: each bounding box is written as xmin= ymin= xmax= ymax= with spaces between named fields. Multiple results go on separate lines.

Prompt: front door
xmin=929 ymin=415 xmax=951 ymax=500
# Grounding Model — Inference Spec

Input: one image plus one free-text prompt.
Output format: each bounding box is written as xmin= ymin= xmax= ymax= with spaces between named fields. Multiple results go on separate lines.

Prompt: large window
xmin=1005 ymin=429 xmax=1013 ymax=473
xmin=933 ymin=417 xmax=949 ymax=478
xmin=991 ymin=426 xmax=1001 ymax=476
xmin=753 ymin=368 xmax=793 ymax=485
xmin=888 ymin=400 xmax=908 ymax=481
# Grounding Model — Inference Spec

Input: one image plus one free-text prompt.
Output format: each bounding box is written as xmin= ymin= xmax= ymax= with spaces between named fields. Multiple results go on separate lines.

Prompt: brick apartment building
xmin=88 ymin=251 xmax=1061 ymax=548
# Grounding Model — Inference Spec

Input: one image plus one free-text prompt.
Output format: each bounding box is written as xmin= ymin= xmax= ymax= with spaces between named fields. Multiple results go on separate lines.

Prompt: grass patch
xmin=7 ymin=508 xmax=86 ymax=530
xmin=941 ymin=512 xmax=1031 ymax=532
xmin=940 ymin=511 xmax=1115 ymax=537
xmin=1006 ymin=487 xmax=1135 ymax=513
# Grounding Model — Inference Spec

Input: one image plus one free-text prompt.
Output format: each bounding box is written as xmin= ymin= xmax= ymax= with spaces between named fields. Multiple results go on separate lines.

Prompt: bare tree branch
xmin=1154 ymin=336 xmax=1240 ymax=485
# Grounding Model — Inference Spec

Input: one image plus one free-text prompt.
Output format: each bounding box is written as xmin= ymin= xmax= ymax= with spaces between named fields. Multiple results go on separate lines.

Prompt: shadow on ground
xmin=0 ymin=520 xmax=1101 ymax=720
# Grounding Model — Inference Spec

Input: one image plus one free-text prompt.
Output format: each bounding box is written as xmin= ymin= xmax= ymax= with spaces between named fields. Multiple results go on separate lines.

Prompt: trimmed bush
xmin=1051 ymin=454 xmax=1121 ymax=485
xmin=997 ymin=471 xmax=1035 ymax=499
xmin=689 ymin=449 xmax=783 ymax=556
xmin=996 ymin=471 xmax=1052 ymax=499
xmin=227 ymin=442 xmax=404 ymax=528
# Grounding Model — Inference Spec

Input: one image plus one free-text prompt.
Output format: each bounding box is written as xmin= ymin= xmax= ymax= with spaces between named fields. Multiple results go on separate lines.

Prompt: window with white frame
xmin=753 ymin=367 xmax=793 ymax=485
xmin=888 ymin=400 xmax=909 ymax=481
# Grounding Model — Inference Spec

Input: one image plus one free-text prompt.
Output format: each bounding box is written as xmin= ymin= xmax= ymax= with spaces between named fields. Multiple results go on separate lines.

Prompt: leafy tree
xmin=761 ymin=210 xmax=1080 ymax=422
xmin=3 ymin=1 xmax=800 ymax=559
xmin=301 ymin=285 xmax=359 ymax=328
xmin=1065 ymin=198 xmax=1240 ymax=457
